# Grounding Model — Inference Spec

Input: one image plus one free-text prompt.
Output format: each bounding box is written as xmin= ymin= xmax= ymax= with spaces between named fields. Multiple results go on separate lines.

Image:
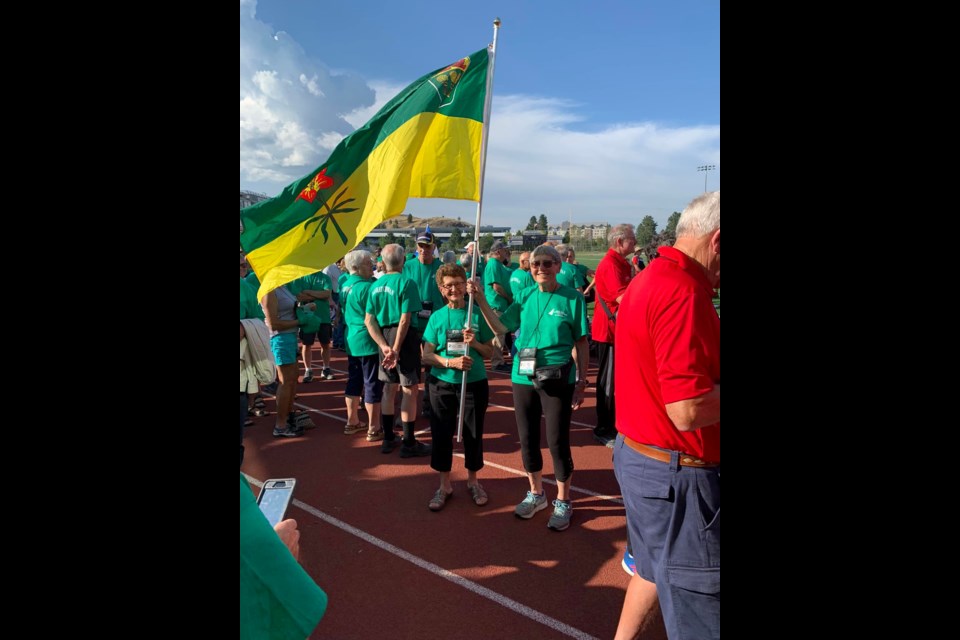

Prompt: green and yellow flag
xmin=241 ymin=47 xmax=489 ymax=300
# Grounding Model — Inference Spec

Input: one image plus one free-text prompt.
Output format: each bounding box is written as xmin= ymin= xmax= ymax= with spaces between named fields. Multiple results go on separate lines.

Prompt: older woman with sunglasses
xmin=420 ymin=264 xmax=498 ymax=511
xmin=469 ymin=244 xmax=589 ymax=532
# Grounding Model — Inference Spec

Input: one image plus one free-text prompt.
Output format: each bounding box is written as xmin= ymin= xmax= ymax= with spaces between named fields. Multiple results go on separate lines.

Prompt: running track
xmin=241 ymin=349 xmax=668 ymax=639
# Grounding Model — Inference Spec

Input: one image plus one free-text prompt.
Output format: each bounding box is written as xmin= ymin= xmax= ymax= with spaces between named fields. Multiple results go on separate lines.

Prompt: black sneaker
xmin=381 ymin=436 xmax=401 ymax=454
xmin=261 ymin=381 xmax=279 ymax=395
xmin=302 ymin=370 xmax=314 ymax=383
xmin=399 ymin=441 xmax=432 ymax=458
xmin=322 ymin=368 xmax=334 ymax=380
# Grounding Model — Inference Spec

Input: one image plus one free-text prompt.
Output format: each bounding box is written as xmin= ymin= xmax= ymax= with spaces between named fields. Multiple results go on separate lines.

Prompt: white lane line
xmin=291 ymin=403 xmax=623 ymax=506
xmin=245 ymin=475 xmax=599 ymax=640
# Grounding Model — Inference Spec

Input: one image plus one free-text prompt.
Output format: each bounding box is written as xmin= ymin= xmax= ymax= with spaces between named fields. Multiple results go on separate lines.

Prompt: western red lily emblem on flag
xmin=241 ymin=47 xmax=489 ymax=300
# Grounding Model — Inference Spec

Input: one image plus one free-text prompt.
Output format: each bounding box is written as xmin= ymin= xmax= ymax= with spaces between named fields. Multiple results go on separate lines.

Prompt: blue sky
xmin=240 ymin=0 xmax=719 ymax=230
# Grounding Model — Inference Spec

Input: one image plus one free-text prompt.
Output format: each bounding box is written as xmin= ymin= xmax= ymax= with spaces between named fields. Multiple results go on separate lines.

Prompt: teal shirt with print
xmin=287 ymin=271 xmax=333 ymax=325
xmin=509 ymin=269 xmax=535 ymax=300
xmin=402 ymin=258 xmax=444 ymax=331
xmin=557 ymin=262 xmax=578 ymax=289
xmin=499 ymin=284 xmax=589 ymax=386
xmin=483 ymin=258 xmax=513 ymax=312
xmin=341 ymin=274 xmax=378 ymax=356
xmin=423 ymin=305 xmax=495 ymax=384
xmin=365 ymin=272 xmax=421 ymax=327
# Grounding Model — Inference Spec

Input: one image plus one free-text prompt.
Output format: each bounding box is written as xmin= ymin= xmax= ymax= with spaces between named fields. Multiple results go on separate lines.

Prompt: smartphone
xmin=256 ymin=478 xmax=296 ymax=527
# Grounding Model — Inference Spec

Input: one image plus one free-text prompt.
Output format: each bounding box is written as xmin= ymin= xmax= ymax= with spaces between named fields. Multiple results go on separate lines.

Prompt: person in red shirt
xmin=590 ymin=223 xmax=637 ymax=447
xmin=612 ymin=191 xmax=720 ymax=640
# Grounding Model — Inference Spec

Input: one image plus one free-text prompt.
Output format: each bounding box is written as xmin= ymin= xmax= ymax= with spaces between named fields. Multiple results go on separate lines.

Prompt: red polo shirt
xmin=591 ymin=249 xmax=632 ymax=343
xmin=614 ymin=246 xmax=720 ymax=461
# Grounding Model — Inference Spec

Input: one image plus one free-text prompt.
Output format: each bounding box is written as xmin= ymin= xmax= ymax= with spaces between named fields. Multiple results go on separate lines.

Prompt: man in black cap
xmin=404 ymin=230 xmax=445 ymax=418
xmin=483 ymin=241 xmax=513 ymax=372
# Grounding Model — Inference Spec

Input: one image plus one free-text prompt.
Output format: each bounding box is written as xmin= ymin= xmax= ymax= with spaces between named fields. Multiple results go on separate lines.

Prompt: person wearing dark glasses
xmin=473 ymin=244 xmax=589 ymax=532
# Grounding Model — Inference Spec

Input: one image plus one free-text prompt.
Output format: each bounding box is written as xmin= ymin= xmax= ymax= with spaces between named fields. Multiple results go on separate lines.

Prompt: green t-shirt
xmin=557 ymin=262 xmax=578 ymax=289
xmin=509 ymin=269 xmax=535 ymax=301
xmin=287 ymin=271 xmax=333 ymax=325
xmin=509 ymin=261 xmax=520 ymax=271
xmin=483 ymin=258 xmax=513 ymax=312
xmin=244 ymin=271 xmax=261 ymax=298
xmin=337 ymin=271 xmax=349 ymax=294
xmin=499 ymin=284 xmax=589 ymax=386
xmin=423 ymin=305 xmax=495 ymax=384
xmin=573 ymin=263 xmax=590 ymax=289
xmin=458 ymin=255 xmax=485 ymax=278
xmin=365 ymin=272 xmax=421 ymax=327
xmin=240 ymin=278 xmax=265 ymax=320
xmin=402 ymin=258 xmax=444 ymax=331
xmin=341 ymin=274 xmax=378 ymax=357
xmin=240 ymin=474 xmax=327 ymax=640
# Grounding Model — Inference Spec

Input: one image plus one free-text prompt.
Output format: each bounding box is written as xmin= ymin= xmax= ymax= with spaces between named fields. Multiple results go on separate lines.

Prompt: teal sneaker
xmin=514 ymin=491 xmax=548 ymax=519
xmin=547 ymin=499 xmax=573 ymax=531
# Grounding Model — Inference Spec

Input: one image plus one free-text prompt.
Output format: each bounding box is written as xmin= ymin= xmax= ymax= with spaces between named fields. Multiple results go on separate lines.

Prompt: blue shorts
xmin=345 ymin=354 xmax=383 ymax=403
xmin=271 ymin=333 xmax=299 ymax=366
xmin=613 ymin=434 xmax=720 ymax=640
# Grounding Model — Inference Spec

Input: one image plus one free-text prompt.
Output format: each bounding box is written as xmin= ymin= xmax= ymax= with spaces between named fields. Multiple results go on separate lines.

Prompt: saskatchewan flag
xmin=241 ymin=47 xmax=490 ymax=300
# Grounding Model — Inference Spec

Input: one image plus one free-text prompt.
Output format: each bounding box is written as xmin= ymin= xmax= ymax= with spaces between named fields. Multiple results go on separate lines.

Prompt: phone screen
xmin=257 ymin=479 xmax=295 ymax=527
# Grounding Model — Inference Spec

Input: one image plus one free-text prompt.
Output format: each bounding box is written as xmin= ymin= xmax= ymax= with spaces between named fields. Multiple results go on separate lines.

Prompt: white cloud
xmin=239 ymin=2 xmax=719 ymax=229
xmin=239 ymin=1 xmax=375 ymax=189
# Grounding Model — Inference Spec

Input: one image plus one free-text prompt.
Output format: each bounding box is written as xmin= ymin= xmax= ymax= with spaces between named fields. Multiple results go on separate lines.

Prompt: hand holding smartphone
xmin=256 ymin=478 xmax=296 ymax=527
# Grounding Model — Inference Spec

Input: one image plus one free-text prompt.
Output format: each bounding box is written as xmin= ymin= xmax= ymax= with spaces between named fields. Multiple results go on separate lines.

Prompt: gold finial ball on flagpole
xmin=494 ymin=17 xmax=501 ymax=27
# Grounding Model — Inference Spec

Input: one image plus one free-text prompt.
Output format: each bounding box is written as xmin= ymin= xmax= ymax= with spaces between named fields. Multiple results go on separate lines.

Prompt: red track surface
xmin=241 ymin=349 xmax=667 ymax=639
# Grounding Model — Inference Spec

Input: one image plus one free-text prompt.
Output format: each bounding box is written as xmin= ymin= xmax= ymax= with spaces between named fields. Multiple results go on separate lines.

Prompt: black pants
xmin=428 ymin=376 xmax=488 ymax=472
xmin=595 ymin=342 xmax=616 ymax=437
xmin=512 ymin=383 xmax=575 ymax=482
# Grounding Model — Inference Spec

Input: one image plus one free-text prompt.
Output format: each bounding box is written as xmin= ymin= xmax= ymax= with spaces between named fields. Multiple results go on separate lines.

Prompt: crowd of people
xmin=239 ymin=191 xmax=720 ymax=639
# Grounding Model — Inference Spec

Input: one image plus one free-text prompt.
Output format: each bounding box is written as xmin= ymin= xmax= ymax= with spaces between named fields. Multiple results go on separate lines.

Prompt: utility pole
xmin=697 ymin=165 xmax=716 ymax=192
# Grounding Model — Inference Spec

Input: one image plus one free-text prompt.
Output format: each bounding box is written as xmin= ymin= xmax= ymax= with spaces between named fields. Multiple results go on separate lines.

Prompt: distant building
xmin=361 ymin=225 xmax=510 ymax=247
xmin=240 ymin=190 xmax=269 ymax=209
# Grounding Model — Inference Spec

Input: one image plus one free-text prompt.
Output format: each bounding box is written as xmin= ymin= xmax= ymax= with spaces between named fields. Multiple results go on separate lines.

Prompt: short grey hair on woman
xmin=556 ymin=244 xmax=573 ymax=259
xmin=381 ymin=243 xmax=405 ymax=271
xmin=676 ymin=191 xmax=720 ymax=238
xmin=459 ymin=253 xmax=473 ymax=271
xmin=531 ymin=244 xmax=561 ymax=263
xmin=442 ymin=250 xmax=457 ymax=264
xmin=607 ymin=223 xmax=635 ymax=247
xmin=344 ymin=249 xmax=372 ymax=274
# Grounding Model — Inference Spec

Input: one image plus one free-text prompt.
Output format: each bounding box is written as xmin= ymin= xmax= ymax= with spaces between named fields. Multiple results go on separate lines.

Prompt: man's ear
xmin=710 ymin=229 xmax=720 ymax=255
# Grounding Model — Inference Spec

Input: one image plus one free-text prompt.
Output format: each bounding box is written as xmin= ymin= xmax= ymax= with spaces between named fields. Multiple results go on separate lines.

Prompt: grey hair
xmin=531 ymin=244 xmax=561 ymax=263
xmin=344 ymin=249 xmax=372 ymax=274
xmin=442 ymin=250 xmax=457 ymax=264
xmin=607 ymin=224 xmax=635 ymax=247
xmin=676 ymin=191 xmax=720 ymax=238
xmin=556 ymin=244 xmax=573 ymax=259
xmin=459 ymin=253 xmax=473 ymax=271
xmin=381 ymin=243 xmax=405 ymax=271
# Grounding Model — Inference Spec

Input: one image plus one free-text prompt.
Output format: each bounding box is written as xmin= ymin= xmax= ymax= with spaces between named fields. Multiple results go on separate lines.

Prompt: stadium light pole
xmin=697 ymin=165 xmax=716 ymax=192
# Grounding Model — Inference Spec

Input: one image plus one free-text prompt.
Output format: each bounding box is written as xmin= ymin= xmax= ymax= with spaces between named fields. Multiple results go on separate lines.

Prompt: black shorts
xmin=378 ymin=326 xmax=422 ymax=385
xmin=300 ymin=323 xmax=332 ymax=346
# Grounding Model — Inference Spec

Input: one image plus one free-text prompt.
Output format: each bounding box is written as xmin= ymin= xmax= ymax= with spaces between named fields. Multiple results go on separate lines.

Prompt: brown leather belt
xmin=623 ymin=436 xmax=720 ymax=468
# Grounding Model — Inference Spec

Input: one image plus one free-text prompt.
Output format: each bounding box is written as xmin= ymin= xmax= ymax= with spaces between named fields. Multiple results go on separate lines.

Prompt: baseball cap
xmin=490 ymin=241 xmax=507 ymax=252
xmin=416 ymin=231 xmax=435 ymax=245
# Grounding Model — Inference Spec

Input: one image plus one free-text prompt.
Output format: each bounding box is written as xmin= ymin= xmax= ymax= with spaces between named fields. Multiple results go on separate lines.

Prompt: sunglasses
xmin=530 ymin=260 xmax=555 ymax=269
xmin=440 ymin=282 xmax=466 ymax=290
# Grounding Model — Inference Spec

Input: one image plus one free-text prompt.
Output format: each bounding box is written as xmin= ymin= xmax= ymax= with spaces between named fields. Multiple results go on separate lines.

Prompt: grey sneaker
xmin=514 ymin=491 xmax=548 ymax=519
xmin=547 ymin=499 xmax=573 ymax=531
xmin=272 ymin=424 xmax=303 ymax=438
xmin=302 ymin=370 xmax=314 ymax=383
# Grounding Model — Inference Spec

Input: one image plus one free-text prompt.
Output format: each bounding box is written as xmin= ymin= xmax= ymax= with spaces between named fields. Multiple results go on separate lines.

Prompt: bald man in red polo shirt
xmin=612 ymin=191 xmax=720 ymax=640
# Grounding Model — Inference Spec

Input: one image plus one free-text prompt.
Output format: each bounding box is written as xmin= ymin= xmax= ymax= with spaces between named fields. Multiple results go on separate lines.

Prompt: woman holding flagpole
xmin=420 ymin=264 xmax=499 ymax=511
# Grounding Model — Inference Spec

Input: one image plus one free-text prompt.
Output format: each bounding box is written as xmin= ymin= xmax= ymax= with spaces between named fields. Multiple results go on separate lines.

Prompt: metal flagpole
xmin=458 ymin=17 xmax=500 ymax=443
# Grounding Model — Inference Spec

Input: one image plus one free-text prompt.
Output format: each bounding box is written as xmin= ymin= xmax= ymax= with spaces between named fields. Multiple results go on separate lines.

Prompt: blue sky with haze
xmin=240 ymin=0 xmax=719 ymax=230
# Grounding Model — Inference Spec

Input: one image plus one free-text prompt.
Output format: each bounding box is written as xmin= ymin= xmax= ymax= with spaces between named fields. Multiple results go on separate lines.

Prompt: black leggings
xmin=511 ymin=383 xmax=575 ymax=482
xmin=428 ymin=376 xmax=489 ymax=472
